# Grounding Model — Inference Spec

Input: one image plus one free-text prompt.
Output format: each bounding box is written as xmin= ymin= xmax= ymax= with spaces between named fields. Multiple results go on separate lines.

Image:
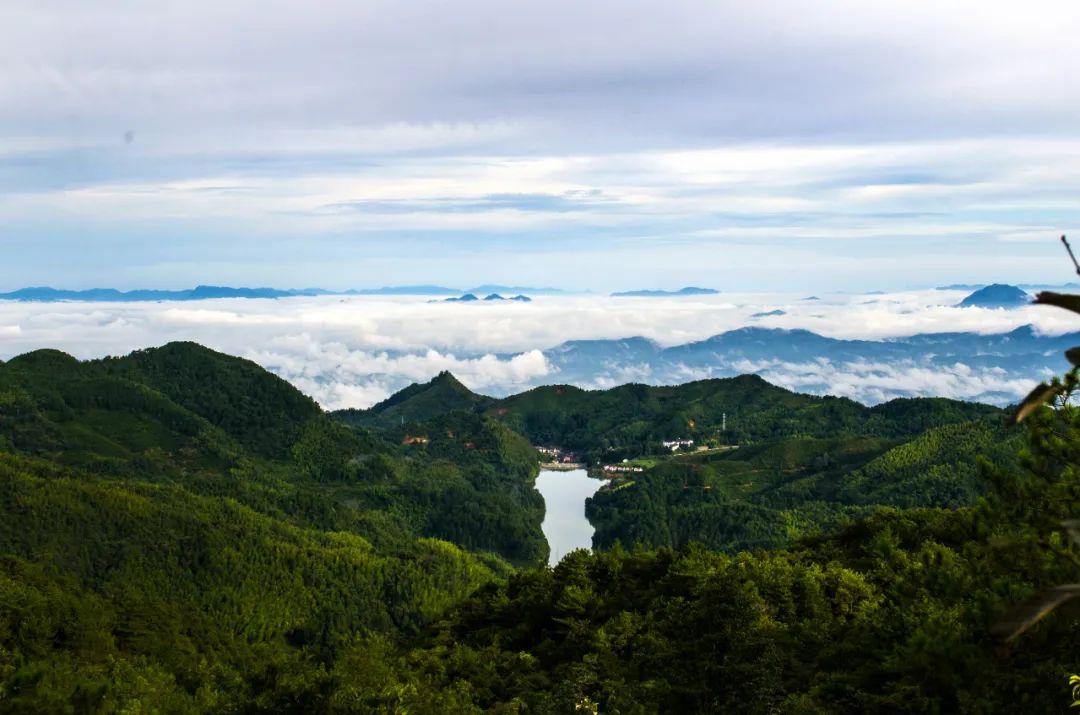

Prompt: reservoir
xmin=535 ymin=468 xmax=606 ymax=567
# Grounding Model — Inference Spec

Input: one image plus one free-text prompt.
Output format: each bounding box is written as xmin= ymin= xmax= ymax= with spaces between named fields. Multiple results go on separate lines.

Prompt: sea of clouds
xmin=1 ymin=290 xmax=1075 ymax=409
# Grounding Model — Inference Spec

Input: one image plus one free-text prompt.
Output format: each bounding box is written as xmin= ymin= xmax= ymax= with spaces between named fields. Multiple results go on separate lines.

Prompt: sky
xmin=3 ymin=1 xmax=1080 ymax=291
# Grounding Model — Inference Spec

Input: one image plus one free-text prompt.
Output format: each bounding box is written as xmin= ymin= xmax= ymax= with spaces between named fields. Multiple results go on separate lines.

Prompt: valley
xmin=0 ymin=340 xmax=1074 ymax=712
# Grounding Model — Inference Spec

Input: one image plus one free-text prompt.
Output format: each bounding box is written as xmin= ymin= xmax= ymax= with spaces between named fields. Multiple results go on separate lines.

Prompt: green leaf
xmin=1034 ymin=291 xmax=1080 ymax=315
xmin=1012 ymin=382 xmax=1064 ymax=423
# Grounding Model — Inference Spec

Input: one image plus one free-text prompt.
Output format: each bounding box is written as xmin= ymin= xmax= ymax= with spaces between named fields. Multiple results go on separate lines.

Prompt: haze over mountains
xmin=0 ymin=286 xmax=1075 ymax=408
xmin=534 ymin=324 xmax=1063 ymax=404
xmin=611 ymin=287 xmax=719 ymax=297
xmin=302 ymin=312 xmax=1069 ymax=407
xmin=0 ymin=285 xmax=565 ymax=301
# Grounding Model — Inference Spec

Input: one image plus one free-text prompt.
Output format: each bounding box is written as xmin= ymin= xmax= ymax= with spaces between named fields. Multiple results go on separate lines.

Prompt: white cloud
xmin=716 ymin=357 xmax=1036 ymax=405
xmin=3 ymin=2 xmax=1080 ymax=291
xmin=0 ymin=290 xmax=1075 ymax=408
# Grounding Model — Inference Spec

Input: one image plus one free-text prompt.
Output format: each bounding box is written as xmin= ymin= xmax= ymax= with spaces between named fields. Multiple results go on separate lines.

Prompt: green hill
xmin=0 ymin=344 xmax=546 ymax=567
xmin=98 ymin=341 xmax=322 ymax=459
xmin=331 ymin=370 xmax=1007 ymax=557
xmin=337 ymin=371 xmax=495 ymax=428
xmin=0 ymin=348 xmax=243 ymax=474
xmin=338 ymin=373 xmax=1000 ymax=464
xmin=585 ymin=414 xmax=1017 ymax=552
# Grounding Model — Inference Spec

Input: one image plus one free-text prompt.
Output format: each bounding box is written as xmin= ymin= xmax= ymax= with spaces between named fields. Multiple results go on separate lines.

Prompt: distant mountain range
xmin=611 ymin=287 xmax=719 ymax=297
xmin=531 ymin=328 xmax=1062 ymax=399
xmin=0 ymin=286 xmax=325 ymax=301
xmin=938 ymin=282 xmax=1080 ymax=291
xmin=320 ymin=324 xmax=1080 ymax=409
xmin=525 ymin=325 xmax=1072 ymax=405
xmin=0 ymin=284 xmax=564 ymax=302
xmin=441 ymin=293 xmax=533 ymax=303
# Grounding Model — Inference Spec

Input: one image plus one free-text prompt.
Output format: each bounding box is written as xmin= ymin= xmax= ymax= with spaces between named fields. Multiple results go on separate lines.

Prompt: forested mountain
xmin=585 ymin=415 xmax=1021 ymax=552
xmin=2 ymin=340 xmax=1079 ymax=711
xmin=340 ymin=372 xmax=1000 ymax=462
xmin=0 ymin=344 xmax=546 ymax=565
xmin=334 ymin=372 xmax=1014 ymax=556
xmin=98 ymin=342 xmax=324 ymax=459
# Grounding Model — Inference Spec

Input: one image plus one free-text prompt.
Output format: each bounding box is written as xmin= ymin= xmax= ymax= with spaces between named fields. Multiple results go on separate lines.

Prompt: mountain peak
xmin=957 ymin=284 xmax=1029 ymax=308
xmin=5 ymin=348 xmax=80 ymax=370
xmin=364 ymin=371 xmax=492 ymax=424
xmin=431 ymin=371 xmax=468 ymax=389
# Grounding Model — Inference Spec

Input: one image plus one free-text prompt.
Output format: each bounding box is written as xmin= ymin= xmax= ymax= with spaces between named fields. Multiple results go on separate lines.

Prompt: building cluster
xmin=602 ymin=464 xmax=644 ymax=474
xmin=662 ymin=439 xmax=694 ymax=450
xmin=537 ymin=446 xmax=578 ymax=463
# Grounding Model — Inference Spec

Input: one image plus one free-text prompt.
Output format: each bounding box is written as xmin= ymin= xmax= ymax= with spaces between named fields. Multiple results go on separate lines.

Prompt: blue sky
xmin=2 ymin=0 xmax=1080 ymax=292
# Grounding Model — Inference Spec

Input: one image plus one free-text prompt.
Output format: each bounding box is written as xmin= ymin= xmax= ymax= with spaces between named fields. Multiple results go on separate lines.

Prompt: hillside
xmin=98 ymin=341 xmax=323 ymax=459
xmin=0 ymin=450 xmax=499 ymax=711
xmin=0 ymin=344 xmax=546 ymax=566
xmin=585 ymin=414 xmax=1018 ymax=552
xmin=0 ymin=348 xmax=244 ymax=473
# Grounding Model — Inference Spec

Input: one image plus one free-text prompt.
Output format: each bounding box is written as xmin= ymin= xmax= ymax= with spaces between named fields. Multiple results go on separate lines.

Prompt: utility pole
xmin=722 ymin=412 xmax=727 ymax=432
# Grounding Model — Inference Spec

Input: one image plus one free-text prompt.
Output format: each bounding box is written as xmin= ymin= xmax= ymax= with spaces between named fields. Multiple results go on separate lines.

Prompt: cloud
xmin=0 ymin=290 xmax=1074 ymax=408
xmin=715 ymin=357 xmax=1035 ymax=405
xmin=321 ymin=190 xmax=611 ymax=215
xmin=251 ymin=344 xmax=551 ymax=410
xmin=2 ymin=2 xmax=1080 ymax=290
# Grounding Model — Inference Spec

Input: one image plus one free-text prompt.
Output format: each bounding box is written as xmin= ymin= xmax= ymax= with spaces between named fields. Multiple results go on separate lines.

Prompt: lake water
xmin=535 ymin=469 xmax=606 ymax=567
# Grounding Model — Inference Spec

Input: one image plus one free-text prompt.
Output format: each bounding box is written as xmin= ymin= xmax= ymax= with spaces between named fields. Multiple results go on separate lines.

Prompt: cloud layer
xmin=1 ymin=290 xmax=1074 ymax=408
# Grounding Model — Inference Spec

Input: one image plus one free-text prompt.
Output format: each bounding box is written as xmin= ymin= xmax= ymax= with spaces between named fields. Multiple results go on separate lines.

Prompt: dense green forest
xmin=344 ymin=370 xmax=1015 ymax=554
xmin=340 ymin=372 xmax=1000 ymax=463
xmin=586 ymin=416 xmax=1023 ymax=552
xmin=3 ymin=340 xmax=1080 ymax=711
xmin=0 ymin=343 xmax=547 ymax=564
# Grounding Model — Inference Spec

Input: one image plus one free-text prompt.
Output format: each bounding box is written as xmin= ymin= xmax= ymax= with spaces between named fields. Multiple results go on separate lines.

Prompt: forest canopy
xmin=1 ymin=338 xmax=1079 ymax=712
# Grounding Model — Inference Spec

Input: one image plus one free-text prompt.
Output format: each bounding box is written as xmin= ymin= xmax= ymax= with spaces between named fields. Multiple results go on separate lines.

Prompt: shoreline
xmin=539 ymin=462 xmax=586 ymax=471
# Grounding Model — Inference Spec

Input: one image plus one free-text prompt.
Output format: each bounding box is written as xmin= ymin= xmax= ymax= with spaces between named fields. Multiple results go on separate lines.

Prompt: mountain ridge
xmin=611 ymin=286 xmax=719 ymax=297
xmin=0 ymin=284 xmax=566 ymax=302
